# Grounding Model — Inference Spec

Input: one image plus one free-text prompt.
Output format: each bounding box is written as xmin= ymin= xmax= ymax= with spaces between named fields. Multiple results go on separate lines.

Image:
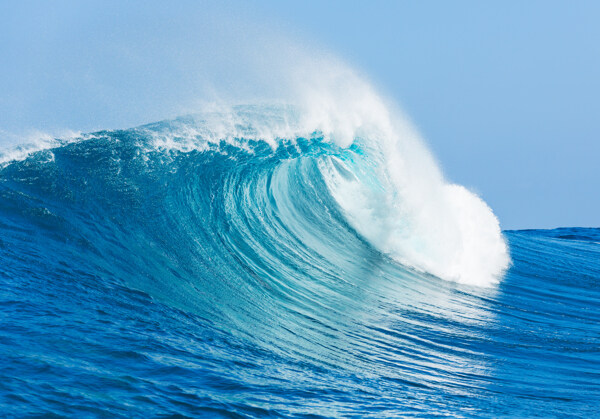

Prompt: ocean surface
xmin=0 ymin=108 xmax=598 ymax=417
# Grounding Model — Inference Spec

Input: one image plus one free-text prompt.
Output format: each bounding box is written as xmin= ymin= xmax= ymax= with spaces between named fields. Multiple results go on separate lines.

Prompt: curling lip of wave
xmin=141 ymin=100 xmax=510 ymax=287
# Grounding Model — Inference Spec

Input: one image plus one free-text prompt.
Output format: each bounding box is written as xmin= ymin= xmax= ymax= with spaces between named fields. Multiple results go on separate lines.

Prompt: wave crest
xmin=1 ymin=101 xmax=509 ymax=287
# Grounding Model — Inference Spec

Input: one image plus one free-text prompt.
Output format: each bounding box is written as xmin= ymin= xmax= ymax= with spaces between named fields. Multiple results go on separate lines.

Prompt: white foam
xmin=0 ymin=130 xmax=84 ymax=166
xmin=295 ymin=60 xmax=510 ymax=286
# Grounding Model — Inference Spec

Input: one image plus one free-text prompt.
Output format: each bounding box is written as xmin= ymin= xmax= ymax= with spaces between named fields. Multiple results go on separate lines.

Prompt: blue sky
xmin=1 ymin=1 xmax=598 ymax=229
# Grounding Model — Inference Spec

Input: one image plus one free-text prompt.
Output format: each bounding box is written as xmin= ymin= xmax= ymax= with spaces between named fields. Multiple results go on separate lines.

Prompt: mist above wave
xmin=0 ymin=53 xmax=509 ymax=286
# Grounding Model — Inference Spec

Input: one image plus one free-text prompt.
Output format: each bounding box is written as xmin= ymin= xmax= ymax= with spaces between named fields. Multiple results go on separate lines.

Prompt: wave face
xmin=1 ymin=108 xmax=598 ymax=417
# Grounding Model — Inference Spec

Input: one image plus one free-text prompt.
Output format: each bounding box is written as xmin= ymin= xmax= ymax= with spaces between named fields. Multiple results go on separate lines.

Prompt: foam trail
xmin=0 ymin=130 xmax=85 ymax=166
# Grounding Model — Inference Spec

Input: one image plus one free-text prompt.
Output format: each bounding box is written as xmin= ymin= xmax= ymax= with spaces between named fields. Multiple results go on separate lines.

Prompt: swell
xmin=1 ymin=116 xmax=599 ymax=417
xmin=0 ymin=106 xmax=510 ymax=288
xmin=0 ymin=122 xmax=501 ymax=396
xmin=0 ymin=113 xmax=501 ymax=342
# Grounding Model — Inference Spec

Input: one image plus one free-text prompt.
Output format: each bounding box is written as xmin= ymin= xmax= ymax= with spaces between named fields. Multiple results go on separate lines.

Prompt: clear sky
xmin=1 ymin=1 xmax=598 ymax=229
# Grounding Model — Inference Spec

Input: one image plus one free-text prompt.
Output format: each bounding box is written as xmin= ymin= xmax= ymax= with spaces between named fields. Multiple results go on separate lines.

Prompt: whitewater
xmin=1 ymin=66 xmax=599 ymax=417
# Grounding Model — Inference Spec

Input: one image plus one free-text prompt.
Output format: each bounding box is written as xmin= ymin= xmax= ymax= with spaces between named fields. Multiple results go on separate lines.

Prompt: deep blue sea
xmin=1 ymin=111 xmax=599 ymax=417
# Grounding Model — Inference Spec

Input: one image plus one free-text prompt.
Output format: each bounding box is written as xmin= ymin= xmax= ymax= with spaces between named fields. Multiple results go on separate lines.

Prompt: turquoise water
xmin=1 ymin=114 xmax=599 ymax=417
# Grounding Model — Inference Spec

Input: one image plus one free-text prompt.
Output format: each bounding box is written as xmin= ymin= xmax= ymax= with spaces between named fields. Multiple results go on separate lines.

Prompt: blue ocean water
xmin=0 ymin=112 xmax=599 ymax=417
